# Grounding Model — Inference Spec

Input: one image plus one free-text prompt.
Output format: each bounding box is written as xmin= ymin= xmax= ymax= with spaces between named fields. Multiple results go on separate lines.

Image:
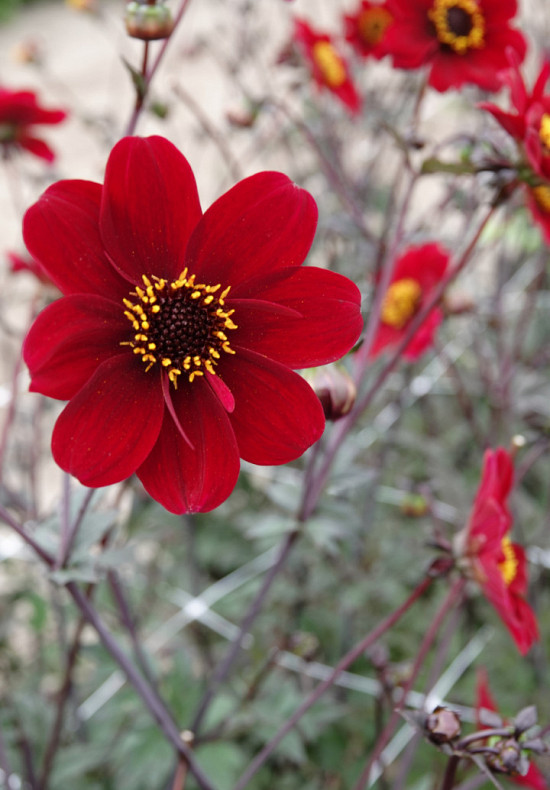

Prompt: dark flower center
xmin=358 ymin=7 xmax=393 ymax=46
xmin=428 ymin=0 xmax=485 ymax=53
xmin=122 ymin=270 xmax=237 ymax=387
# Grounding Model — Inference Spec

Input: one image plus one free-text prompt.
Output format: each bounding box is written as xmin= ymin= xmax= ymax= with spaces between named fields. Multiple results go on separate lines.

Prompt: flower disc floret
xmin=428 ymin=0 xmax=485 ymax=54
xmin=358 ymin=6 xmax=392 ymax=45
xmin=122 ymin=270 xmax=236 ymax=386
xmin=381 ymin=278 xmax=422 ymax=329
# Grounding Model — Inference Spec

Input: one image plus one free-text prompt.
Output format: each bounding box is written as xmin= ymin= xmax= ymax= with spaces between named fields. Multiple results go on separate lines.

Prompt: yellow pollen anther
xmin=428 ymin=0 xmax=485 ymax=54
xmin=539 ymin=114 xmax=550 ymax=151
xmin=532 ymin=184 xmax=550 ymax=213
xmin=311 ymin=40 xmax=347 ymax=88
xmin=122 ymin=271 xmax=238 ymax=387
xmin=498 ymin=536 xmax=518 ymax=586
xmin=381 ymin=278 xmax=423 ymax=329
xmin=358 ymin=6 xmax=393 ymax=46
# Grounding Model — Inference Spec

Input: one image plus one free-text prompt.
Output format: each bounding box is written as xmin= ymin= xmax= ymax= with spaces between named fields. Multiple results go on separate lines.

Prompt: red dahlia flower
xmin=480 ymin=52 xmax=550 ymax=142
xmin=382 ymin=0 xmax=526 ymax=93
xmin=455 ymin=448 xmax=539 ymax=655
xmin=0 ymin=87 xmax=67 ymax=163
xmin=344 ymin=1 xmax=393 ymax=60
xmin=369 ymin=242 xmax=448 ymax=360
xmin=293 ymin=18 xmax=361 ymax=115
xmin=476 ymin=669 xmax=547 ymax=789
xmin=22 ymin=136 xmax=363 ymax=514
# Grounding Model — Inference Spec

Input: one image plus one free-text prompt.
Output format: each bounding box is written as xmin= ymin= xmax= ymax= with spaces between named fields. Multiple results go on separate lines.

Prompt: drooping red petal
xmin=52 ymin=354 xmax=164 ymax=487
xmin=23 ymin=294 xmax=128 ymax=400
xmin=137 ymin=379 xmax=240 ymax=514
xmin=478 ymin=555 xmax=538 ymax=655
xmin=100 ymin=136 xmax=202 ymax=284
xmin=219 ymin=347 xmax=325 ymax=464
xmin=468 ymin=449 xmax=513 ymax=543
xmin=185 ymin=172 xmax=318 ymax=291
xmin=230 ymin=266 xmax=362 ymax=368
xmin=23 ymin=180 xmax=129 ymax=300
xmin=19 ymin=135 xmax=56 ymax=162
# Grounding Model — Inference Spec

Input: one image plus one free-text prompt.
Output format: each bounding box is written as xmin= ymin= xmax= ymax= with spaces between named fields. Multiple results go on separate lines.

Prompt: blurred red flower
xmin=369 ymin=242 xmax=448 ymax=360
xmin=0 ymin=87 xmax=67 ymax=162
xmin=344 ymin=1 xmax=393 ymax=60
xmin=382 ymin=0 xmax=526 ymax=93
xmin=457 ymin=448 xmax=539 ymax=655
xmin=476 ymin=668 xmax=547 ymax=789
xmin=293 ymin=18 xmax=361 ymax=115
xmin=23 ymin=136 xmax=363 ymax=514
xmin=480 ymin=54 xmax=550 ymax=243
xmin=480 ymin=52 xmax=550 ymax=142
xmin=7 ymin=250 xmax=53 ymax=286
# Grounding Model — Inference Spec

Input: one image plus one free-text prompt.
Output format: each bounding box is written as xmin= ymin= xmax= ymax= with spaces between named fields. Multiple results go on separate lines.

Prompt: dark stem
xmin=66 ymin=582 xmax=216 ymax=790
xmin=352 ymin=577 xmax=466 ymax=790
xmin=190 ymin=528 xmax=300 ymax=734
xmin=231 ymin=575 xmax=434 ymax=790
xmin=441 ymin=755 xmax=461 ymax=790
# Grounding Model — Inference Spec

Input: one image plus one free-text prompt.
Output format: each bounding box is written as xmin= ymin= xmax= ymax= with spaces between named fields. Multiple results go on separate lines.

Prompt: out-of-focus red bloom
xmin=524 ymin=184 xmax=550 ymax=245
xmin=344 ymin=1 xmax=393 ymax=59
xmin=369 ymin=243 xmax=448 ymax=360
xmin=476 ymin=669 xmax=547 ymax=789
xmin=0 ymin=87 xmax=67 ymax=162
xmin=456 ymin=448 xmax=539 ymax=655
xmin=22 ymin=136 xmax=363 ymax=514
xmin=382 ymin=0 xmax=526 ymax=93
xmin=293 ymin=18 xmax=361 ymax=115
xmin=480 ymin=51 xmax=550 ymax=142
xmin=7 ymin=251 xmax=53 ymax=286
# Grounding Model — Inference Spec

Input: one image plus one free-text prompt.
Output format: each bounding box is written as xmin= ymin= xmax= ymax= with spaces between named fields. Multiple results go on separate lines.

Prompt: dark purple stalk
xmin=232 ymin=575 xmax=435 ymax=790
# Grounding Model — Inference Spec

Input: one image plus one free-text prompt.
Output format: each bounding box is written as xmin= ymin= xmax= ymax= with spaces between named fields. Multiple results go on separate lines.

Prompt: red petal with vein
xmin=185 ymin=172 xmax=317 ymax=290
xmin=137 ymin=380 xmax=240 ymax=514
xmin=24 ymin=295 xmax=128 ymax=400
xmin=100 ymin=136 xmax=202 ymax=284
xmin=220 ymin=347 xmax=324 ymax=464
xmin=23 ymin=180 xmax=129 ymax=300
xmin=231 ymin=266 xmax=362 ymax=367
xmin=52 ymin=355 xmax=164 ymax=487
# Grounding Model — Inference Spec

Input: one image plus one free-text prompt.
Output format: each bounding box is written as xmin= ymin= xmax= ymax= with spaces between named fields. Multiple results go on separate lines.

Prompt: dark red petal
xmin=52 ymin=355 xmax=164 ymax=487
xmin=231 ymin=267 xmax=362 ymax=367
xmin=137 ymin=379 xmax=240 ymax=513
xmin=185 ymin=172 xmax=317 ymax=291
xmin=24 ymin=294 xmax=128 ymax=400
xmin=23 ymin=180 xmax=130 ymax=299
xmin=100 ymin=136 xmax=202 ymax=284
xmin=20 ymin=135 xmax=56 ymax=162
xmin=219 ymin=347 xmax=325 ymax=464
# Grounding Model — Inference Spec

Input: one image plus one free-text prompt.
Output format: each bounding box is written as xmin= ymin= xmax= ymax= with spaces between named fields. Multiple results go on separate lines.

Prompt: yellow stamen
xmin=381 ymin=278 xmax=422 ymax=329
xmin=311 ymin=41 xmax=347 ymax=88
xmin=539 ymin=114 xmax=550 ymax=151
xmin=428 ymin=0 xmax=485 ymax=54
xmin=498 ymin=536 xmax=518 ymax=586
xmin=532 ymin=184 xmax=550 ymax=213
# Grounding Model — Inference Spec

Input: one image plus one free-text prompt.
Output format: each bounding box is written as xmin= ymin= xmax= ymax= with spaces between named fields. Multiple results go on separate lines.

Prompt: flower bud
xmin=486 ymin=737 xmax=529 ymax=776
xmin=425 ymin=706 xmax=461 ymax=744
xmin=125 ymin=1 xmax=174 ymax=41
xmin=309 ymin=365 xmax=356 ymax=421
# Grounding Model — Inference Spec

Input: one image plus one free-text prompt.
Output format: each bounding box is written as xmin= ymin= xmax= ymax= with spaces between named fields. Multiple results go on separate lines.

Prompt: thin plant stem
xmin=231 ymin=575 xmax=435 ymax=790
xmin=190 ymin=528 xmax=300 ymax=734
xmin=352 ymin=576 xmax=466 ymax=790
xmin=300 ymin=199 xmax=499 ymax=521
xmin=440 ymin=755 xmax=461 ymax=790
xmin=108 ymin=569 xmax=158 ymax=689
xmin=66 ymin=582 xmax=216 ymax=790
xmin=0 ymin=505 xmax=55 ymax=567
xmin=39 ymin=608 xmax=90 ymax=790
xmin=125 ymin=0 xmax=195 ymax=135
